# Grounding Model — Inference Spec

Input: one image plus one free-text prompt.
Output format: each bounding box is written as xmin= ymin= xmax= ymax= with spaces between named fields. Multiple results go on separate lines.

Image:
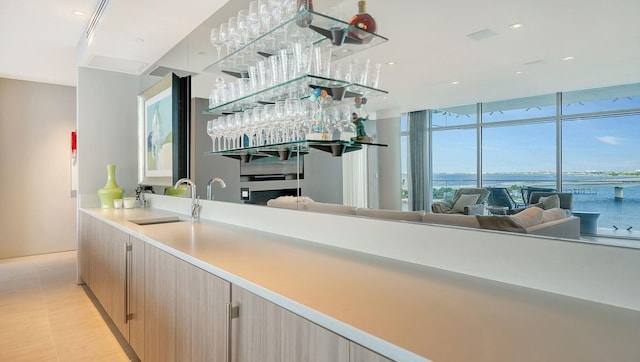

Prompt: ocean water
xmin=432 ymin=173 xmax=640 ymax=232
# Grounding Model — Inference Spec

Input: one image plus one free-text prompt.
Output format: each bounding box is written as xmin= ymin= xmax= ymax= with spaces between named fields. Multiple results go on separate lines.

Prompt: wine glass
xmin=217 ymin=116 xmax=229 ymax=151
xmin=210 ymin=28 xmax=224 ymax=60
xmin=251 ymin=105 xmax=265 ymax=145
xmin=298 ymin=99 xmax=316 ymax=138
xmin=207 ymin=120 xmax=216 ymax=150
xmin=284 ymin=98 xmax=302 ymax=141
xmin=227 ymin=17 xmax=239 ymax=52
xmin=240 ymin=109 xmax=252 ymax=147
xmin=268 ymin=0 xmax=285 ymax=28
xmin=273 ymin=100 xmax=286 ymax=143
xmin=323 ymin=107 xmax=339 ymax=140
xmin=237 ymin=10 xmax=250 ymax=48
xmin=262 ymin=104 xmax=276 ymax=145
xmin=258 ymin=0 xmax=272 ymax=34
xmin=248 ymin=1 xmax=261 ymax=41
xmin=337 ymin=104 xmax=355 ymax=140
xmin=219 ymin=23 xmax=229 ymax=57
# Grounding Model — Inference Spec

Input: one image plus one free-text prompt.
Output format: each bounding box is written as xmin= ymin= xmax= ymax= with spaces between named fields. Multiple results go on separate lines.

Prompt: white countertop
xmin=81 ymin=207 xmax=640 ymax=362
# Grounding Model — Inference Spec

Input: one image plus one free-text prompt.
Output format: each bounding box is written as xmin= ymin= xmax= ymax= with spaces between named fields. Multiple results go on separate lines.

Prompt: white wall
xmin=77 ymin=68 xmax=162 ymax=198
xmin=0 ymin=78 xmax=77 ymax=258
xmin=376 ymin=116 xmax=402 ymax=210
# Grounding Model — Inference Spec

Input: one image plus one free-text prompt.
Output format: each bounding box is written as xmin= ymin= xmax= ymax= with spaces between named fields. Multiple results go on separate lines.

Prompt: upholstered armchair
xmin=431 ymin=188 xmax=490 ymax=215
xmin=528 ymin=192 xmax=573 ymax=216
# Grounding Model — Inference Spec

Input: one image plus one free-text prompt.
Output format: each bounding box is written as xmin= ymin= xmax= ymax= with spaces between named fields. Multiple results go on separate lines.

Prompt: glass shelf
xmin=203 ymin=10 xmax=388 ymax=75
xmin=203 ymin=74 xmax=388 ymax=114
xmin=204 ymin=140 xmax=388 ymax=160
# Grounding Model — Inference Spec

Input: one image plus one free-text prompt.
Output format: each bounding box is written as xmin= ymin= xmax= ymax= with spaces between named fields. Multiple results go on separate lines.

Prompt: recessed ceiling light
xmin=562 ymin=56 xmax=575 ymax=61
xmin=467 ymin=28 xmax=498 ymax=41
xmin=515 ymin=71 xmax=523 ymax=75
xmin=72 ymin=9 xmax=85 ymax=16
xmin=386 ymin=61 xmax=395 ymax=65
xmin=509 ymin=23 xmax=523 ymax=29
xmin=451 ymin=81 xmax=460 ymax=85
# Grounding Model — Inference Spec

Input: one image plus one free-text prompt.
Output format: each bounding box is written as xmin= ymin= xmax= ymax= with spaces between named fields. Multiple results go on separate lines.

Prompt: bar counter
xmin=81 ymin=207 xmax=640 ymax=362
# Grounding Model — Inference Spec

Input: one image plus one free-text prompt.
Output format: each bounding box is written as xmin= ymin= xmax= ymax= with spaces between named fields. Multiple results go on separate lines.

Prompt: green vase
xmin=97 ymin=164 xmax=125 ymax=208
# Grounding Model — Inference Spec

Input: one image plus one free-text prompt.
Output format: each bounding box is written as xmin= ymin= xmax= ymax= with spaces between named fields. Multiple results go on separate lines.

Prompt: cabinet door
xmin=176 ymin=259 xmax=230 ymax=362
xmin=350 ymin=342 xmax=393 ymax=362
xmin=78 ymin=212 xmax=92 ymax=284
xmin=108 ymin=226 xmax=129 ymax=340
xmin=232 ymin=285 xmax=349 ymax=362
xmin=89 ymin=219 xmax=112 ymax=313
xmin=145 ymin=243 xmax=177 ymax=362
xmin=128 ymin=235 xmax=145 ymax=361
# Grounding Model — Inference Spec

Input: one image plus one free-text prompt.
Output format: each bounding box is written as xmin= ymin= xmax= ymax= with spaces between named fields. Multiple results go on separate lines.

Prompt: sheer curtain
xmin=408 ymin=110 xmax=427 ymax=211
xmin=342 ymin=150 xmax=369 ymax=207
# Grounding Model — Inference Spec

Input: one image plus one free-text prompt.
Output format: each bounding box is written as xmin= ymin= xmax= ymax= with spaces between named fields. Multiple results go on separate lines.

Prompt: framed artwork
xmin=137 ymin=73 xmax=191 ymax=186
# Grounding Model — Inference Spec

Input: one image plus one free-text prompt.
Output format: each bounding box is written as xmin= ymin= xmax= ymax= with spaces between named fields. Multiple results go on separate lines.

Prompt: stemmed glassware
xmin=237 ymin=10 xmax=250 ymax=48
xmin=284 ymin=98 xmax=302 ymax=142
xmin=210 ymin=28 xmax=225 ymax=60
xmin=219 ymin=23 xmax=230 ymax=57
xmin=227 ymin=17 xmax=239 ymax=52
xmin=204 ymin=2 xmax=386 ymax=152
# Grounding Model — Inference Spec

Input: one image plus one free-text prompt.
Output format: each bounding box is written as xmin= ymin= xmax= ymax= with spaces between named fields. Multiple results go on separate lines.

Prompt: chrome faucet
xmin=206 ymin=177 xmax=227 ymax=200
xmin=174 ymin=178 xmax=200 ymax=220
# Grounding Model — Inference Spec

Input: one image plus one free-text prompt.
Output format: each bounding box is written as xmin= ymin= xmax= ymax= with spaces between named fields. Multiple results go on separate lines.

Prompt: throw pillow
xmin=542 ymin=208 xmax=566 ymax=223
xmin=476 ymin=215 xmax=526 ymax=233
xmin=539 ymin=194 xmax=560 ymax=209
xmin=511 ymin=206 xmax=543 ymax=228
xmin=452 ymin=194 xmax=480 ymax=213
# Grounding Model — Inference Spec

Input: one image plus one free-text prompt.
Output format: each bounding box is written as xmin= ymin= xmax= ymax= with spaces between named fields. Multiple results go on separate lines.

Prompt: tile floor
xmin=0 ymin=251 xmax=132 ymax=362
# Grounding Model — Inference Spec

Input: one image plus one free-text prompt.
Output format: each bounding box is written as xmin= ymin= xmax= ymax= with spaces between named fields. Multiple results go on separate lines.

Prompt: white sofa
xmin=266 ymin=197 xmax=580 ymax=240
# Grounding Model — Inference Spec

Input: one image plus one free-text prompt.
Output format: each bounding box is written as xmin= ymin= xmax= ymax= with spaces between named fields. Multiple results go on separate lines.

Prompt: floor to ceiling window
xmin=482 ymin=121 xmax=556 ymax=204
xmin=481 ymin=94 xmax=558 ymax=205
xmin=561 ymin=85 xmax=640 ymax=237
xmin=430 ymin=105 xmax=477 ymax=203
xmin=409 ymin=82 xmax=640 ymax=240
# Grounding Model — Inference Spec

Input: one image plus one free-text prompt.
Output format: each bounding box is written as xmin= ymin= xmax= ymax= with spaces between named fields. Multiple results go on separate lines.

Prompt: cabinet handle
xmin=124 ymin=243 xmax=132 ymax=324
xmin=225 ymin=302 xmax=240 ymax=362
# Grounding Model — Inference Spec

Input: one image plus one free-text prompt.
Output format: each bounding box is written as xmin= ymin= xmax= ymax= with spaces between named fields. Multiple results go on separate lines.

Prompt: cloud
xmin=596 ymin=136 xmax=622 ymax=145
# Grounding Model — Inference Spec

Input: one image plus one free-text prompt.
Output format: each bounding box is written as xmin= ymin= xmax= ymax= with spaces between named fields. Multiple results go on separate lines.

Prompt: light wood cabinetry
xmin=144 ymin=242 xmax=177 ymax=362
xmin=78 ymin=212 xmax=92 ymax=284
xmin=176 ymin=258 xmax=231 ymax=362
xmin=128 ymin=235 xmax=145 ymax=361
xmin=107 ymin=225 xmax=129 ymax=340
xmin=231 ymin=284 xmax=350 ymax=362
xmin=80 ymin=212 xmax=396 ymax=362
xmin=79 ymin=213 xmax=145 ymax=359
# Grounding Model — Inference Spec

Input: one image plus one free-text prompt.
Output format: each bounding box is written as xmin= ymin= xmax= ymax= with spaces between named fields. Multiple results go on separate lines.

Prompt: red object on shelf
xmin=71 ymin=131 xmax=77 ymax=159
xmin=348 ymin=0 xmax=377 ymax=44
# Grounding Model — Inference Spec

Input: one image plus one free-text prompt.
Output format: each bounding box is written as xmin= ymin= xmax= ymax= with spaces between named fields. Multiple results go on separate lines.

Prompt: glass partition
xmin=431 ymin=128 xmax=477 ymax=202
xmin=562 ymin=114 xmax=640 ymax=236
xmin=431 ymin=104 xmax=476 ymax=128
xmin=562 ymin=83 xmax=640 ymax=116
xmin=482 ymin=121 xmax=556 ymax=205
xmin=482 ymin=94 xmax=556 ymax=123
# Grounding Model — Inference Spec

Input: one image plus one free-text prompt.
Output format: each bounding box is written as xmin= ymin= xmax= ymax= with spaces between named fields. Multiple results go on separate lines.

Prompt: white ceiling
xmin=2 ymin=0 xmax=640 ymax=115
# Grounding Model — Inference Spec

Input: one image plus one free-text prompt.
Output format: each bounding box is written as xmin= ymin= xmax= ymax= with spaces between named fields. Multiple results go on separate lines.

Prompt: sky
xmin=402 ymin=93 xmax=640 ymax=174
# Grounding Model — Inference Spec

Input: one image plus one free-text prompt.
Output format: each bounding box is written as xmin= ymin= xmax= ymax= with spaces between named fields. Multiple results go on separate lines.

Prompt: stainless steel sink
xmin=128 ymin=216 xmax=184 ymax=225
